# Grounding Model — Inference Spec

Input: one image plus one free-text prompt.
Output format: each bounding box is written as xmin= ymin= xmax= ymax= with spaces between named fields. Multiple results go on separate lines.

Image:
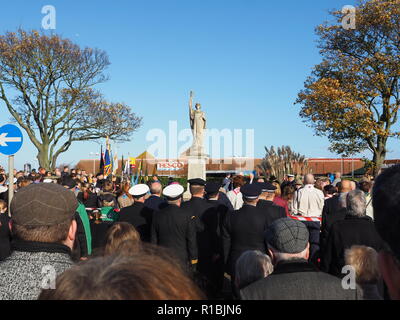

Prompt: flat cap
xmin=287 ymin=174 xmax=295 ymax=178
xmin=163 ymin=184 xmax=184 ymax=200
xmin=129 ymin=184 xmax=150 ymax=197
xmin=188 ymin=178 xmax=206 ymax=186
xmin=265 ymin=218 xmax=309 ymax=254
xmin=11 ymin=183 xmax=78 ymax=226
xmin=205 ymin=182 xmax=220 ymax=194
xmin=257 ymin=182 xmax=277 ymax=193
xmin=241 ymin=183 xmax=261 ymax=199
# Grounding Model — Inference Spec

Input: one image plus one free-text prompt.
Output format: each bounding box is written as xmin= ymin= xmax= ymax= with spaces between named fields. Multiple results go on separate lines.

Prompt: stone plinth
xmin=183 ymin=154 xmax=208 ymax=201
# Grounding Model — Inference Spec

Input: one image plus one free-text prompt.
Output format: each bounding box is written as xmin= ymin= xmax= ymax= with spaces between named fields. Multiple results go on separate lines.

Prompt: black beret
xmin=188 ymin=178 xmax=206 ymax=186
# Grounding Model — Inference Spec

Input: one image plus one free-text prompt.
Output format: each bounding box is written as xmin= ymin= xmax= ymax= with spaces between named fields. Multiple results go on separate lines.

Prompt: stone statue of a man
xmin=189 ymin=91 xmax=206 ymax=155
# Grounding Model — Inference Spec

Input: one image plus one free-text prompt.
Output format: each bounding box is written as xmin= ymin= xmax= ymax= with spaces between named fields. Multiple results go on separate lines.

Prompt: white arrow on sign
xmin=0 ymin=132 xmax=22 ymax=147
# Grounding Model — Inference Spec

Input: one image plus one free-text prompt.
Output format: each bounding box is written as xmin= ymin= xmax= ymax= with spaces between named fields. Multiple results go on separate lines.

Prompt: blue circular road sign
xmin=0 ymin=124 xmax=24 ymax=155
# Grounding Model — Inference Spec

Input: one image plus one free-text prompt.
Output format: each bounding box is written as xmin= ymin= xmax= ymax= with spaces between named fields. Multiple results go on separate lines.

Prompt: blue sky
xmin=0 ymin=0 xmax=399 ymax=170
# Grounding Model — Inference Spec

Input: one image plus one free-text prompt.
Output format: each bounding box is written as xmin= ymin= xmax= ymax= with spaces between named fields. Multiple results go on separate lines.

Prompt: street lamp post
xmin=89 ymin=152 xmax=99 ymax=175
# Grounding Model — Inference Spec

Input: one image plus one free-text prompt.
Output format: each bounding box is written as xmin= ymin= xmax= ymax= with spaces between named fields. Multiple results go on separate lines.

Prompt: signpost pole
xmin=8 ymin=155 xmax=14 ymax=215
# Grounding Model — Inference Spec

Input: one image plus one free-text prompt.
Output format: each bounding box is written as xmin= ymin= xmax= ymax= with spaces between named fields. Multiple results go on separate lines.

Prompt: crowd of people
xmin=0 ymin=163 xmax=399 ymax=301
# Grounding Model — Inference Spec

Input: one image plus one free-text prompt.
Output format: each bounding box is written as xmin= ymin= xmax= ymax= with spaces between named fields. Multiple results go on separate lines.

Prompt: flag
xmin=112 ymin=150 xmax=118 ymax=175
xmin=99 ymin=145 xmax=105 ymax=174
xmin=124 ymin=159 xmax=130 ymax=175
xmin=104 ymin=138 xmax=112 ymax=177
xmin=129 ymin=157 xmax=136 ymax=169
xmin=133 ymin=160 xmax=142 ymax=185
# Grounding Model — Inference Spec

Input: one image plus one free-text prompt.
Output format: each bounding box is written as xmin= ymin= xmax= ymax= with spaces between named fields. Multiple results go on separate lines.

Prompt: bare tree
xmin=0 ymin=30 xmax=142 ymax=169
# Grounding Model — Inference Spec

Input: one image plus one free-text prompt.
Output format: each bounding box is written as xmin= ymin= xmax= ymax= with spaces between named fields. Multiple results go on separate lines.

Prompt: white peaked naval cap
xmin=129 ymin=184 xmax=150 ymax=197
xmin=163 ymin=184 xmax=184 ymax=200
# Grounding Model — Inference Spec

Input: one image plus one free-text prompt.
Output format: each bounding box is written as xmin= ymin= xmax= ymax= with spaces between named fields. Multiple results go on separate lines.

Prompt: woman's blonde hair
xmin=272 ymin=182 xmax=281 ymax=197
xmin=344 ymin=245 xmax=380 ymax=284
xmin=104 ymin=222 xmax=141 ymax=256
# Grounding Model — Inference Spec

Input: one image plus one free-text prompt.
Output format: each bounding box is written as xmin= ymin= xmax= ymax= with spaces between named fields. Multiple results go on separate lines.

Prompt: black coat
xmin=144 ymin=195 xmax=167 ymax=212
xmin=118 ymin=202 xmax=153 ymax=242
xmin=151 ymin=204 xmax=197 ymax=265
xmin=90 ymin=220 xmax=113 ymax=250
xmin=217 ymin=192 xmax=234 ymax=212
xmin=0 ymin=213 xmax=11 ymax=261
xmin=320 ymin=195 xmax=347 ymax=250
xmin=256 ymin=200 xmax=286 ymax=225
xmin=181 ymin=197 xmax=214 ymax=233
xmin=72 ymin=212 xmax=89 ymax=260
xmin=197 ymin=200 xmax=229 ymax=266
xmin=320 ymin=215 xmax=386 ymax=277
xmin=222 ymin=204 xmax=270 ymax=276
xmin=240 ymin=259 xmax=362 ymax=300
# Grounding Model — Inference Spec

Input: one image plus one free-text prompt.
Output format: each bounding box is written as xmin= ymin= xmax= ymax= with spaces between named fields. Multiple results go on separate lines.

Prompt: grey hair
xmin=346 ymin=189 xmax=366 ymax=217
xmin=235 ymin=250 xmax=273 ymax=290
xmin=150 ymin=181 xmax=162 ymax=195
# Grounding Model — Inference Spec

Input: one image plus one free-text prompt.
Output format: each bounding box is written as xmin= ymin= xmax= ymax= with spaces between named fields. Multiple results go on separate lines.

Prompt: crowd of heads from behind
xmin=0 ymin=163 xmax=399 ymax=301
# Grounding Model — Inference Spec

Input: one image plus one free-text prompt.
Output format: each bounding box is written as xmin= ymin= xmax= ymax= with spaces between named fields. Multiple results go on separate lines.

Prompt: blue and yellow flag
xmin=104 ymin=139 xmax=112 ymax=177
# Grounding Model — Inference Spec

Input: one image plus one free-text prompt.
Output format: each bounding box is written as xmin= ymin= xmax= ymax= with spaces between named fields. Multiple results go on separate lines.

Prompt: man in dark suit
xmin=320 ymin=180 xmax=352 ymax=250
xmin=240 ymin=218 xmax=362 ymax=300
xmin=144 ymin=180 xmax=167 ymax=211
xmin=222 ymin=183 xmax=268 ymax=278
xmin=118 ymin=184 xmax=153 ymax=242
xmin=202 ymin=182 xmax=230 ymax=298
xmin=256 ymin=182 xmax=286 ymax=224
xmin=320 ymin=190 xmax=386 ymax=277
xmin=151 ymin=184 xmax=198 ymax=269
xmin=181 ymin=178 xmax=214 ymax=232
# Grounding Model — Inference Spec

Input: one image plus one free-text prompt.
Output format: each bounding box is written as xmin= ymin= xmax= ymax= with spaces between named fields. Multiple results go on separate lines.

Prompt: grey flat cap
xmin=265 ymin=218 xmax=309 ymax=254
xmin=11 ymin=183 xmax=78 ymax=226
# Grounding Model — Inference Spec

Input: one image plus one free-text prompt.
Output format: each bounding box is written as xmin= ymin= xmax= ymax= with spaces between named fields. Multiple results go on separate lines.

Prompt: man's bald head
xmin=150 ymin=181 xmax=162 ymax=195
xmin=304 ymin=174 xmax=315 ymax=185
xmin=339 ymin=180 xmax=352 ymax=193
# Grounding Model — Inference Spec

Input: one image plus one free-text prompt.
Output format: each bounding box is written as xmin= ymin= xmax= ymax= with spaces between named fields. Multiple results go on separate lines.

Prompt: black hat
xmin=205 ymin=182 xmax=220 ymax=195
xmin=241 ymin=183 xmax=262 ymax=199
xmin=188 ymin=178 xmax=206 ymax=186
xmin=257 ymin=182 xmax=277 ymax=193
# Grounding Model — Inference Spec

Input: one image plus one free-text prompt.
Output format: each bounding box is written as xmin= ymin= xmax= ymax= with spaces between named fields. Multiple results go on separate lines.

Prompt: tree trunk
xmin=37 ymin=144 xmax=52 ymax=171
xmin=372 ymin=148 xmax=386 ymax=177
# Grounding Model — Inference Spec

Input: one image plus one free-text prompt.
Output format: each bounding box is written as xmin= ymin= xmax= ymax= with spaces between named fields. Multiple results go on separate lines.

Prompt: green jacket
xmin=76 ymin=202 xmax=92 ymax=255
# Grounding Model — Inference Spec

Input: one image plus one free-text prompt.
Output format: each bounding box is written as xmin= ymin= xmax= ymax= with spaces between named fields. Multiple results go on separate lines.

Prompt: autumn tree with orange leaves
xmin=0 ymin=30 xmax=142 ymax=170
xmin=296 ymin=0 xmax=400 ymax=175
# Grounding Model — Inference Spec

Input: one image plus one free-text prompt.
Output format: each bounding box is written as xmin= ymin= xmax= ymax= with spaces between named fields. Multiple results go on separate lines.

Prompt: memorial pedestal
xmin=183 ymin=154 xmax=208 ymax=201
